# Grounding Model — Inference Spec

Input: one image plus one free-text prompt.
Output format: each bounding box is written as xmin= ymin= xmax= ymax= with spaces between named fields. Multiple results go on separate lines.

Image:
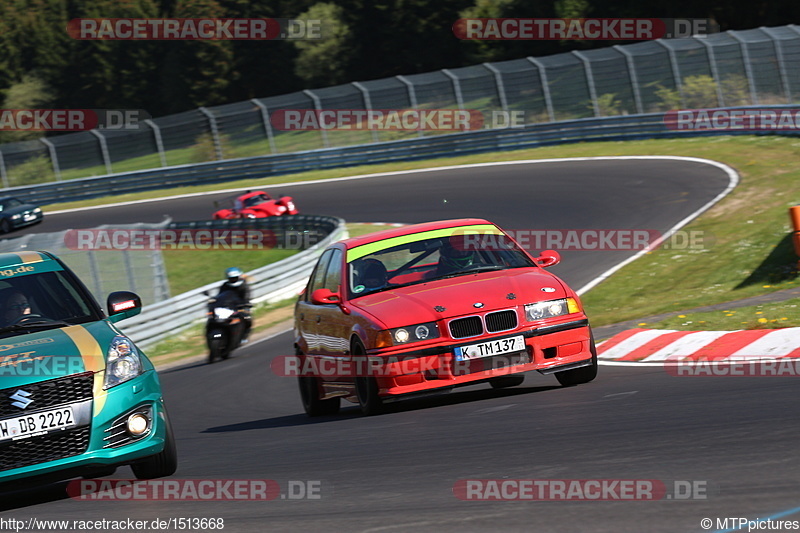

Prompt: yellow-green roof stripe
xmin=346 ymin=224 xmax=502 ymax=262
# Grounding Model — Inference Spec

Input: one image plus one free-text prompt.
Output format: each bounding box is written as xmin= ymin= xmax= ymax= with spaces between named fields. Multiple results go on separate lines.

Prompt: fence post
xmin=526 ymin=57 xmax=555 ymax=122
xmin=303 ymin=89 xmax=330 ymax=149
xmin=39 ymin=138 xmax=61 ymax=181
xmin=572 ymin=51 xmax=600 ymax=117
xmin=728 ymin=31 xmax=759 ymax=105
xmin=0 ymin=150 xmax=8 ymax=189
xmin=483 ymin=63 xmax=509 ymax=114
xmin=151 ymin=249 xmax=171 ymax=302
xmin=198 ymin=107 xmax=224 ymax=160
xmin=696 ymin=38 xmax=725 ymax=106
xmin=251 ymin=99 xmax=278 ymax=154
xmin=396 ymin=75 xmax=424 ymax=137
xmin=441 ymin=69 xmax=464 ymax=110
xmin=655 ymin=40 xmax=684 ymax=107
xmin=352 ymin=82 xmax=379 ymax=143
xmin=759 ymin=27 xmax=792 ymax=103
xmin=145 ymin=119 xmax=168 ymax=167
xmin=90 ymin=130 xmax=113 ymax=175
xmin=613 ymin=45 xmax=644 ymax=115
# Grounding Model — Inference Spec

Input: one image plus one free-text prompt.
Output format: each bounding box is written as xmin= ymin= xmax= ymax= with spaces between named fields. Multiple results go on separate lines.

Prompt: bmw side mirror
xmin=107 ymin=291 xmax=142 ymax=323
xmin=535 ymin=249 xmax=561 ymax=268
xmin=311 ymin=288 xmax=340 ymax=305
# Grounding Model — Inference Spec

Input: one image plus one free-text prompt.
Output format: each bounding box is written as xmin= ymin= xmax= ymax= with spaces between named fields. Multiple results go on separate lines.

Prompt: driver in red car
xmin=436 ymin=238 xmax=478 ymax=277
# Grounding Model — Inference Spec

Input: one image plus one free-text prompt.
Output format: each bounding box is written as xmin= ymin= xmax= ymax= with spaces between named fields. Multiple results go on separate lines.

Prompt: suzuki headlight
xmin=390 ymin=322 xmax=440 ymax=345
xmin=214 ymin=307 xmax=235 ymax=320
xmin=103 ymin=336 xmax=143 ymax=389
xmin=525 ymin=298 xmax=580 ymax=321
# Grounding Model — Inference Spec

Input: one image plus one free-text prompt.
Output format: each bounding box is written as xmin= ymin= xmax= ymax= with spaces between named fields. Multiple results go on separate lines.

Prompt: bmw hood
xmin=350 ymin=268 xmax=569 ymax=329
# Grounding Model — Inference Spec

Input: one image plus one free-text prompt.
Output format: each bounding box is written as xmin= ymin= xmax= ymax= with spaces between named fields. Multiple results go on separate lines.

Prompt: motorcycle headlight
xmin=389 ymin=322 xmax=440 ymax=345
xmin=103 ymin=336 xmax=143 ymax=390
xmin=214 ymin=307 xmax=235 ymax=320
xmin=525 ymin=298 xmax=580 ymax=321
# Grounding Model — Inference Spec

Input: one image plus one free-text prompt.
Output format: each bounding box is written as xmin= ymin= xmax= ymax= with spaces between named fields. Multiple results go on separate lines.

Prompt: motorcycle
xmin=204 ymin=289 xmax=251 ymax=363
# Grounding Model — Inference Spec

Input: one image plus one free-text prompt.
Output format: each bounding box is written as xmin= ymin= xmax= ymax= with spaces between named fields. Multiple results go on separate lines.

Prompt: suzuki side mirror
xmin=107 ymin=291 xmax=142 ymax=323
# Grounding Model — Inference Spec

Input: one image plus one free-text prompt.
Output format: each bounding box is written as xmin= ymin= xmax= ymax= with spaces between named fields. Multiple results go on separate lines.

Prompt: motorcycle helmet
xmin=226 ymin=267 xmax=244 ymax=287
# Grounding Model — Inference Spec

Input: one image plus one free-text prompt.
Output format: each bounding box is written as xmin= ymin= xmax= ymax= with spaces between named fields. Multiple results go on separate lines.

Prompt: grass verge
xmin=644 ymin=298 xmax=800 ymax=331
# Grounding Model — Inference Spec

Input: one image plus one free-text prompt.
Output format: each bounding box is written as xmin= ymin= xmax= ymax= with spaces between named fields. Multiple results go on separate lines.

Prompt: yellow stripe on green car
xmin=347 ymin=224 xmax=503 ymax=262
xmin=63 ymin=325 xmax=108 ymax=415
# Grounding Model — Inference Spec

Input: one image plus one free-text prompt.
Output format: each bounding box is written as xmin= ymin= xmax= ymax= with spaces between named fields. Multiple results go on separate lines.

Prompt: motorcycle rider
xmin=218 ymin=267 xmax=252 ymax=343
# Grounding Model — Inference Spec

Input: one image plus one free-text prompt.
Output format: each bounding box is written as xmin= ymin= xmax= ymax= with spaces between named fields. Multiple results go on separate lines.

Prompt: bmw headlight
xmin=525 ymin=298 xmax=580 ymax=321
xmin=33 ymin=208 xmax=41 ymax=213
xmin=103 ymin=336 xmax=143 ymax=389
xmin=11 ymin=214 xmax=21 ymax=220
xmin=390 ymin=322 xmax=440 ymax=345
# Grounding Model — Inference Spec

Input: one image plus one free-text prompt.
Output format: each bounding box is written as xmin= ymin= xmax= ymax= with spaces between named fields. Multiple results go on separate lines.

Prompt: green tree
xmin=292 ymin=3 xmax=352 ymax=87
xmin=0 ymin=75 xmax=54 ymax=142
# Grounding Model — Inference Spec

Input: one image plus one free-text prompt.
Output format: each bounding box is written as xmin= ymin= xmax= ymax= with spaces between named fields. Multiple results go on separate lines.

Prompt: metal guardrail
xmin=119 ymin=215 xmax=347 ymax=350
xmin=8 ymin=109 xmax=794 ymax=207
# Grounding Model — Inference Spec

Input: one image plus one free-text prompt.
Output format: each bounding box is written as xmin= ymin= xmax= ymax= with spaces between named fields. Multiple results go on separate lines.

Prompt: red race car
xmin=213 ymin=190 xmax=298 ymax=219
xmin=293 ymin=218 xmax=597 ymax=416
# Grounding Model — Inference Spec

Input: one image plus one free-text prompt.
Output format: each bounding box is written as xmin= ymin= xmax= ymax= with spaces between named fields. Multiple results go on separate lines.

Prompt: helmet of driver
xmin=226 ymin=267 xmax=243 ymax=285
xmin=440 ymin=239 xmax=475 ymax=269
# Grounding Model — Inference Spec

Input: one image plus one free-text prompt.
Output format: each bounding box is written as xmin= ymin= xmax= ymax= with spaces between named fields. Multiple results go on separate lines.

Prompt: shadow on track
xmin=203 ymin=384 xmax=561 ymax=433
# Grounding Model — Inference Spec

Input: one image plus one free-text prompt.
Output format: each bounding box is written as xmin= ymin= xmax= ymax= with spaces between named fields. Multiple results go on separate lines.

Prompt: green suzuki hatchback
xmin=0 ymin=251 xmax=177 ymax=486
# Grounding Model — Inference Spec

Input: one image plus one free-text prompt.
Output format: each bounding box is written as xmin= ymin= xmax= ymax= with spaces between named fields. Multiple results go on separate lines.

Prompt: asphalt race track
xmin=6 ymin=158 xmax=795 ymax=533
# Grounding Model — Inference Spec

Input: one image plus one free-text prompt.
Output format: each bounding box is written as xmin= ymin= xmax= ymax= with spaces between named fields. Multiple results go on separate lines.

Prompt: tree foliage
xmin=0 ymin=0 xmax=795 ymax=118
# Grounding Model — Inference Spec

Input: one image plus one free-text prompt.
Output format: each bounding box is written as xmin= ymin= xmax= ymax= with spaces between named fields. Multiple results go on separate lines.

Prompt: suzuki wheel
xmin=131 ymin=406 xmax=178 ymax=480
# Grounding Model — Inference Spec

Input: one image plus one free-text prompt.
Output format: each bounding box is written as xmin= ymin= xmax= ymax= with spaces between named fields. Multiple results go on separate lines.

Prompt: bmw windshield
xmin=346 ymin=229 xmax=535 ymax=298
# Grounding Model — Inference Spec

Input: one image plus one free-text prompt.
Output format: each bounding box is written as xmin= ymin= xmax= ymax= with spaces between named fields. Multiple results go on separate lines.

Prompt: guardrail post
xmin=87 ymin=250 xmax=104 ymax=300
xmin=90 ymin=130 xmax=113 ymax=175
xmin=352 ymin=82 xmax=380 ymax=143
xmin=396 ymin=75 xmax=424 ymax=137
xmin=39 ymin=138 xmax=61 ymax=181
xmin=483 ymin=63 xmax=509 ymax=114
xmin=572 ymin=51 xmax=600 ymax=117
xmin=198 ymin=107 xmax=224 ymax=160
xmin=152 ymin=248 xmax=170 ymax=301
xmin=696 ymin=38 xmax=725 ymax=106
xmin=0 ymin=150 xmax=8 ymax=189
xmin=122 ymin=250 xmax=138 ymax=294
xmin=144 ymin=119 xmax=168 ymax=167
xmin=303 ymin=89 xmax=330 ymax=149
xmin=441 ymin=69 xmax=465 ymax=110
xmin=655 ymin=40 xmax=684 ymax=107
xmin=613 ymin=45 xmax=644 ymax=115
xmin=728 ymin=31 xmax=759 ymax=105
xmin=759 ymin=27 xmax=792 ymax=103
xmin=526 ymin=57 xmax=555 ymax=122
xmin=251 ymin=98 xmax=278 ymax=154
